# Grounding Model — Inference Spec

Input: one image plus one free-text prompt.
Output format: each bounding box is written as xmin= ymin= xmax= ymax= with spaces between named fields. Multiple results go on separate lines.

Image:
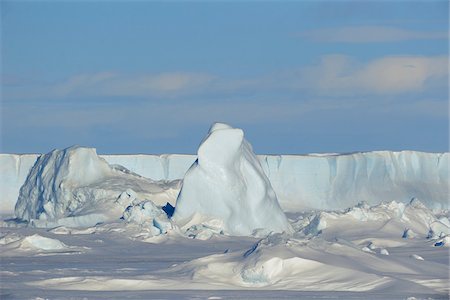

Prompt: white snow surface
xmin=13 ymin=146 xmax=180 ymax=227
xmin=173 ymin=123 xmax=292 ymax=236
xmin=2 ymin=200 xmax=448 ymax=298
xmin=1 ymin=150 xmax=448 ymax=215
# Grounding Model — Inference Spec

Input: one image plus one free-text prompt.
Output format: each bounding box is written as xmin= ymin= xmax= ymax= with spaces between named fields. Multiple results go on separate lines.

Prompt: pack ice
xmin=14 ymin=146 xmax=179 ymax=228
xmin=173 ymin=123 xmax=292 ymax=236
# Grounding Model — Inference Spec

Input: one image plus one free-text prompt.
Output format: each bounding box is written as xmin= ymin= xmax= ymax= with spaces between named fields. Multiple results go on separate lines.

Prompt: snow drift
xmin=14 ymin=146 xmax=179 ymax=227
xmin=173 ymin=123 xmax=292 ymax=236
xmin=0 ymin=233 xmax=85 ymax=254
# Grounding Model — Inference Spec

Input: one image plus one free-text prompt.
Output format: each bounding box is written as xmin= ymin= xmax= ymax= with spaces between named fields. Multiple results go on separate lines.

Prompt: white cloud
xmin=51 ymin=72 xmax=118 ymax=97
xmin=3 ymin=55 xmax=447 ymax=102
xmin=297 ymin=26 xmax=448 ymax=43
xmin=298 ymin=55 xmax=448 ymax=95
xmin=9 ymin=71 xmax=215 ymax=99
xmin=101 ymin=72 xmax=215 ymax=96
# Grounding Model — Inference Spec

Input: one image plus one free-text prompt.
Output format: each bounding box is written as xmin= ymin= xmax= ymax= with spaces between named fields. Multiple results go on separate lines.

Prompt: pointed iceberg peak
xmin=209 ymin=122 xmax=234 ymax=132
xmin=198 ymin=124 xmax=244 ymax=166
xmin=173 ymin=123 xmax=292 ymax=236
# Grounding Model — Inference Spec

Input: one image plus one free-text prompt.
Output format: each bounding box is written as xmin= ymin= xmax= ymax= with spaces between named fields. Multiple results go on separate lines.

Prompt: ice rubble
xmin=299 ymin=199 xmax=450 ymax=239
xmin=122 ymin=200 xmax=174 ymax=235
xmin=172 ymin=123 xmax=292 ymax=236
xmin=14 ymin=146 xmax=179 ymax=228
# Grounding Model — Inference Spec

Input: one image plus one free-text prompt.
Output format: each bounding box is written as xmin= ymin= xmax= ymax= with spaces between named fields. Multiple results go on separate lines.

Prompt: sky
xmin=1 ymin=1 xmax=448 ymax=155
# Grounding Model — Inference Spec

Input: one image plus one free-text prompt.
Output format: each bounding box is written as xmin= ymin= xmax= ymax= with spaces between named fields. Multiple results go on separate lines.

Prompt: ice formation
xmin=14 ymin=146 xmax=179 ymax=227
xmin=1 ymin=150 xmax=448 ymax=215
xmin=264 ymin=151 xmax=449 ymax=211
xmin=1 ymin=136 xmax=448 ymax=297
xmin=0 ymin=233 xmax=83 ymax=253
xmin=173 ymin=123 xmax=292 ymax=236
xmin=122 ymin=200 xmax=174 ymax=235
xmin=162 ymin=232 xmax=404 ymax=291
xmin=0 ymin=154 xmax=40 ymax=214
xmin=17 ymin=234 xmax=70 ymax=251
xmin=299 ymin=199 xmax=450 ymax=239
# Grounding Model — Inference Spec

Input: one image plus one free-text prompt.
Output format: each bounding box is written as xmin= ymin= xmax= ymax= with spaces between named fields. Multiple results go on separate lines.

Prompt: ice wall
xmin=259 ymin=151 xmax=449 ymax=211
xmin=0 ymin=154 xmax=39 ymax=214
xmin=104 ymin=154 xmax=194 ymax=181
xmin=1 ymin=151 xmax=448 ymax=214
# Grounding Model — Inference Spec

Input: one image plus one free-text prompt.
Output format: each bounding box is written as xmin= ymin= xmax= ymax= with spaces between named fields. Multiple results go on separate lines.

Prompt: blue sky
xmin=1 ymin=1 xmax=448 ymax=154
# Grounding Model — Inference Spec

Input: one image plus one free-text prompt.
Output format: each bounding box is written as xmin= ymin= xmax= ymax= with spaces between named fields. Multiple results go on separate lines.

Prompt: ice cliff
xmin=260 ymin=151 xmax=449 ymax=211
xmin=1 ymin=150 xmax=448 ymax=215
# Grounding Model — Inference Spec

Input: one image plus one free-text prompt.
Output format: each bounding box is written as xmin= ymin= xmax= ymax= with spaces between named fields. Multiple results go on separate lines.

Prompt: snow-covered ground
xmin=1 ymin=123 xmax=449 ymax=299
xmin=1 ymin=199 xmax=449 ymax=299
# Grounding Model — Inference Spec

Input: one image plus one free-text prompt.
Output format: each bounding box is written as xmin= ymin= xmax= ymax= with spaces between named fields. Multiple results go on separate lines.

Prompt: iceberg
xmin=14 ymin=146 xmax=179 ymax=227
xmin=172 ymin=123 xmax=292 ymax=236
xmin=0 ymin=148 xmax=448 ymax=214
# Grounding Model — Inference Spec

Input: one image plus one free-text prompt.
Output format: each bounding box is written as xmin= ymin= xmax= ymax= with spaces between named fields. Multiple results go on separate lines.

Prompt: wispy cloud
xmin=297 ymin=26 xmax=448 ymax=43
xmin=98 ymin=72 xmax=215 ymax=96
xmin=2 ymin=55 xmax=447 ymax=102
xmin=4 ymin=71 xmax=215 ymax=100
xmin=294 ymin=55 xmax=448 ymax=95
xmin=5 ymin=94 xmax=446 ymax=146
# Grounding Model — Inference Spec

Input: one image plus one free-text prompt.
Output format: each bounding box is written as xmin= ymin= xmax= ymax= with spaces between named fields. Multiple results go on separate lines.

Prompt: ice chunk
xmin=21 ymin=234 xmax=69 ymax=251
xmin=0 ymin=233 xmax=85 ymax=254
xmin=361 ymin=246 xmax=374 ymax=253
xmin=302 ymin=213 xmax=328 ymax=236
xmin=410 ymin=254 xmax=424 ymax=261
xmin=433 ymin=235 xmax=450 ymax=247
xmin=402 ymin=229 xmax=416 ymax=239
xmin=379 ymin=248 xmax=389 ymax=255
xmin=122 ymin=200 xmax=174 ymax=235
xmin=172 ymin=123 xmax=292 ymax=236
xmin=428 ymin=221 xmax=450 ymax=239
xmin=15 ymin=146 xmax=179 ymax=227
